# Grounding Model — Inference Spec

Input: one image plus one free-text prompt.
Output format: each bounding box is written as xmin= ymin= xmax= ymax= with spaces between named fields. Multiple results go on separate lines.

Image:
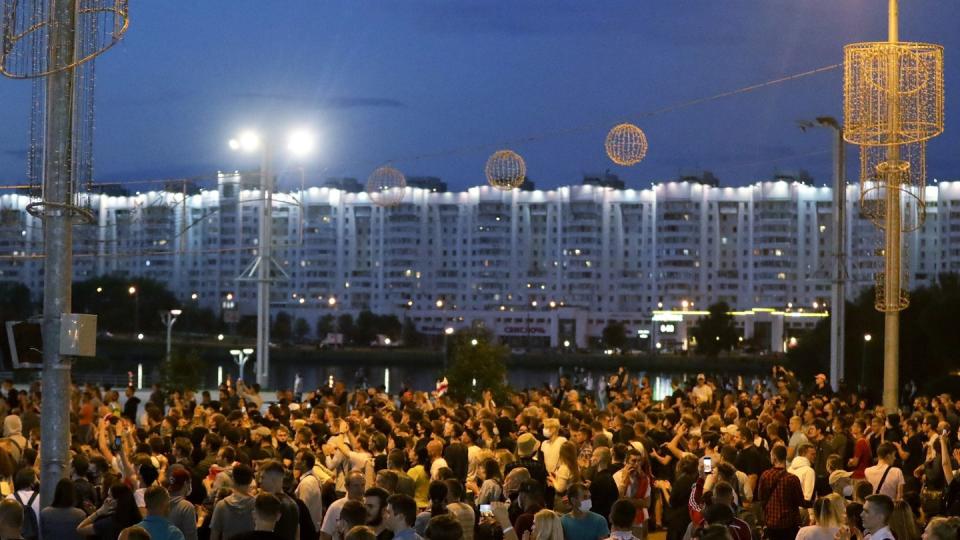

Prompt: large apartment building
xmin=0 ymin=171 xmax=956 ymax=351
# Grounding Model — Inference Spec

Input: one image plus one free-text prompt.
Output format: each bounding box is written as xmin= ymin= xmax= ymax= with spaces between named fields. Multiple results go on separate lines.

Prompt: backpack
xmin=14 ymin=491 xmax=39 ymax=540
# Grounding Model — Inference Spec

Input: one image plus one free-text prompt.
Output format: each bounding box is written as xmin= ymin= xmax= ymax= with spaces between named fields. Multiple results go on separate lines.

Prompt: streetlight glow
xmin=170 ymin=309 xmax=182 ymax=316
xmin=864 ymin=334 xmax=872 ymax=342
xmin=236 ymin=130 xmax=260 ymax=153
xmin=328 ymin=297 xmax=337 ymax=307
xmin=436 ymin=299 xmax=444 ymax=309
xmin=128 ymin=286 xmax=136 ymax=295
xmin=444 ymin=327 xmax=454 ymax=335
xmin=287 ymin=129 xmax=315 ymax=157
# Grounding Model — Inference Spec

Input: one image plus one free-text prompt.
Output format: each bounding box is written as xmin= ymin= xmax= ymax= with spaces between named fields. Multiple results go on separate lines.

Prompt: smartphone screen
xmin=703 ymin=456 xmax=713 ymax=473
xmin=479 ymin=504 xmax=492 ymax=516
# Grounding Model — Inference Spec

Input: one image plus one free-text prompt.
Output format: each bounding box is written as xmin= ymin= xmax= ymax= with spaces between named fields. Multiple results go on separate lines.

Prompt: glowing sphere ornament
xmin=485 ymin=150 xmax=526 ymax=191
xmin=605 ymin=123 xmax=648 ymax=166
xmin=366 ymin=166 xmax=406 ymax=207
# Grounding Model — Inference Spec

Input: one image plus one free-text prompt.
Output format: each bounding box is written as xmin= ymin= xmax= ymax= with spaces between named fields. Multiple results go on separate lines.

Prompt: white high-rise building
xmin=0 ymin=171 xmax=955 ymax=351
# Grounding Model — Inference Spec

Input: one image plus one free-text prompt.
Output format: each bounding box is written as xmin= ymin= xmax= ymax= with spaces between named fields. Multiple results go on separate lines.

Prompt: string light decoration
xmin=484 ymin=150 xmax=526 ymax=191
xmin=366 ymin=165 xmax=406 ymax=207
xmin=842 ymin=0 xmax=945 ymax=409
xmin=605 ymin=123 xmax=648 ymax=166
xmin=0 ymin=0 xmax=129 ymax=78
xmin=844 ymin=42 xmax=944 ymax=146
xmin=843 ymin=26 xmax=944 ymax=317
xmin=858 ymin=141 xmax=926 ymax=232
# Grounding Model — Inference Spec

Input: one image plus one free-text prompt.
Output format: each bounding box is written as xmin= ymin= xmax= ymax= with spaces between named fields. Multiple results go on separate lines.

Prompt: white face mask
xmin=579 ymin=499 xmax=593 ymax=512
xmin=542 ymin=427 xmax=552 ymax=438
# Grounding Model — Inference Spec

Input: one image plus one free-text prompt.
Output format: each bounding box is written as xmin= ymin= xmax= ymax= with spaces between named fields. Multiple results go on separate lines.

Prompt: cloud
xmin=234 ymin=93 xmax=405 ymax=110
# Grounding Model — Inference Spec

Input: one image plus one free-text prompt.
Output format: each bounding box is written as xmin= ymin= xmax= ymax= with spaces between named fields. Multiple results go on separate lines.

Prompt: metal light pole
xmin=443 ymin=326 xmax=454 ymax=371
xmin=233 ymin=129 xmax=312 ymax=389
xmin=38 ymin=0 xmax=77 ymax=507
xmin=161 ymin=309 xmax=182 ymax=363
xmin=129 ymin=285 xmax=139 ymax=335
xmin=436 ymin=299 xmax=445 ymax=351
xmin=257 ymin=143 xmax=274 ymax=388
xmin=862 ymin=333 xmax=872 ymax=393
xmin=800 ymin=117 xmax=846 ymax=391
xmin=879 ymin=0 xmax=902 ymax=411
xmin=230 ymin=348 xmax=254 ymax=381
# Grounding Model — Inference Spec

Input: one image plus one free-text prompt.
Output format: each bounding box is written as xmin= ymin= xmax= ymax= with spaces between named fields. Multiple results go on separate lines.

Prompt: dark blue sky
xmin=0 ymin=1 xmax=957 ymax=191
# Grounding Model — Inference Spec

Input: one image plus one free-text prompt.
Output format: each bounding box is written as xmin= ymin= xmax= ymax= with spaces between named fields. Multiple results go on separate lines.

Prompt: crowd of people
xmin=0 ymin=365 xmax=959 ymax=540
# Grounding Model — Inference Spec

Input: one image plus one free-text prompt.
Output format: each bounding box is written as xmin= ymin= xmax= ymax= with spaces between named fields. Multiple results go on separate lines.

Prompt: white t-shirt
xmin=796 ymin=525 xmax=839 ymax=540
xmin=319 ymin=496 xmax=350 ymax=537
xmin=466 ymin=445 xmax=481 ymax=482
xmin=430 ymin=457 xmax=449 ymax=480
xmin=7 ymin=490 xmax=41 ymax=540
xmin=691 ymin=384 xmax=713 ymax=404
xmin=864 ymin=464 xmax=904 ymax=500
xmin=541 ymin=436 xmax=567 ymax=474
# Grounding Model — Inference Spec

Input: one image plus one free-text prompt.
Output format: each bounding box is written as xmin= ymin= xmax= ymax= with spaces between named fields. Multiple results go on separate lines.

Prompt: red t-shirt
xmin=79 ymin=404 xmax=94 ymax=426
xmin=852 ymin=437 xmax=872 ymax=478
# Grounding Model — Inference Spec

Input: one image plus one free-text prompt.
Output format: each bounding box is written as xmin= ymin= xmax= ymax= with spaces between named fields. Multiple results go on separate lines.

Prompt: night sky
xmin=0 ymin=1 xmax=957 ymax=191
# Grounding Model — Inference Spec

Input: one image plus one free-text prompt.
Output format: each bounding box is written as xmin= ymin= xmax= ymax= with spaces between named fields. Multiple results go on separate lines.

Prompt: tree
xmin=273 ymin=311 xmax=293 ymax=343
xmin=316 ymin=314 xmax=335 ymax=339
xmin=237 ymin=315 xmax=257 ymax=338
xmin=175 ymin=307 xmax=222 ymax=335
xmin=73 ymin=276 xmax=179 ymax=334
xmin=786 ymin=275 xmax=960 ymax=400
xmin=401 ymin=317 xmax=425 ymax=348
xmin=0 ymin=282 xmax=33 ymax=321
xmin=691 ymin=302 xmax=738 ymax=357
xmin=294 ymin=318 xmax=311 ymax=341
xmin=337 ymin=314 xmax=355 ymax=344
xmin=445 ymin=328 xmax=508 ymax=402
xmin=377 ymin=314 xmax=403 ymax=339
xmin=354 ymin=310 xmax=379 ymax=345
xmin=602 ymin=321 xmax=627 ymax=350
xmin=160 ymin=348 xmax=203 ymax=392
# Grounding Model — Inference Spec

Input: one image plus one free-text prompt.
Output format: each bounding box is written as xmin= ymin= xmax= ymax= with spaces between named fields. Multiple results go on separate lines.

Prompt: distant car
xmin=370 ymin=334 xmax=398 ymax=347
xmin=320 ymin=333 xmax=344 ymax=349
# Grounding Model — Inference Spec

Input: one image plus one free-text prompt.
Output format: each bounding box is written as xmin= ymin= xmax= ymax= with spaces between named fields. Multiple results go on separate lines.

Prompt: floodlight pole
xmin=39 ymin=0 xmax=77 ymax=508
xmin=257 ymin=144 xmax=274 ymax=389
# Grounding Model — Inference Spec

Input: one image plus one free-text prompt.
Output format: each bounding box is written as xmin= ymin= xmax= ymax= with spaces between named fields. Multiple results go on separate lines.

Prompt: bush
xmin=445 ymin=328 xmax=508 ymax=402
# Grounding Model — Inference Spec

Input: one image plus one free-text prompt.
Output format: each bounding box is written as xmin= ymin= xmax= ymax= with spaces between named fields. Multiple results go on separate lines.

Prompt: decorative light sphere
xmin=605 ymin=123 xmax=648 ymax=166
xmin=485 ymin=150 xmax=526 ymax=191
xmin=366 ymin=166 xmax=407 ymax=207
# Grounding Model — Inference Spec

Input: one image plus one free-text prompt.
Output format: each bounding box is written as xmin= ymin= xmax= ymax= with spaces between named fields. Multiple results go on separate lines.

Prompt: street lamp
xmin=160 ymin=309 xmax=182 ymax=363
xmin=443 ymin=326 xmax=454 ymax=371
xmin=799 ymin=116 xmax=846 ymax=392
xmin=861 ymin=333 xmax=872 ymax=393
xmin=435 ymin=298 xmax=448 ymax=353
xmin=229 ymin=348 xmax=255 ymax=381
xmin=128 ymin=285 xmax=139 ymax=336
xmin=231 ymin=127 xmax=314 ymax=390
